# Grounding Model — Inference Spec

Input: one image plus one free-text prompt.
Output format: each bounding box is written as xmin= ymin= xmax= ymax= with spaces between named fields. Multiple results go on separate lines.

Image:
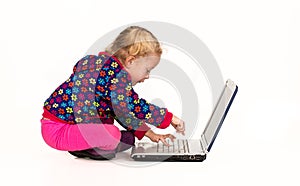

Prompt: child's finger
xmin=167 ymin=134 xmax=176 ymax=142
xmin=160 ymin=137 xmax=170 ymax=146
xmin=176 ymin=126 xmax=184 ymax=131
xmin=176 ymin=130 xmax=185 ymax=136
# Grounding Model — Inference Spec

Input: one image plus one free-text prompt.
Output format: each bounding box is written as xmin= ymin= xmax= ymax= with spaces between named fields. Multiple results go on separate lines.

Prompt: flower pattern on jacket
xmin=44 ymin=53 xmax=168 ymax=132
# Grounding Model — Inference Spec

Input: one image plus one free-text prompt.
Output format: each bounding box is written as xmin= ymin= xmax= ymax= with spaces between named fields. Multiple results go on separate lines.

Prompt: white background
xmin=1 ymin=0 xmax=300 ymax=185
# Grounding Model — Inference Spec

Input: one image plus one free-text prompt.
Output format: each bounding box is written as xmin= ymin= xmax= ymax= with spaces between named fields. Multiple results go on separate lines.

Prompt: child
xmin=41 ymin=26 xmax=185 ymax=160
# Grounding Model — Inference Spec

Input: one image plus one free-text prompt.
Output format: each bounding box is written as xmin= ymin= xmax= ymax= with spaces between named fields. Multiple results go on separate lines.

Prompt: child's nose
xmin=145 ymin=74 xmax=150 ymax=79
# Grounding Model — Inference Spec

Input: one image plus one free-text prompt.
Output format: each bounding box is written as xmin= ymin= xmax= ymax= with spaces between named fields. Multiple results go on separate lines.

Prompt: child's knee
xmin=103 ymin=125 xmax=121 ymax=142
xmin=84 ymin=124 xmax=121 ymax=151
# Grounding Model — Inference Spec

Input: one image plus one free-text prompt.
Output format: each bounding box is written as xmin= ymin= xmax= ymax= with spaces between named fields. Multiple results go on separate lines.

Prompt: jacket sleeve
xmin=109 ymin=70 xmax=173 ymax=140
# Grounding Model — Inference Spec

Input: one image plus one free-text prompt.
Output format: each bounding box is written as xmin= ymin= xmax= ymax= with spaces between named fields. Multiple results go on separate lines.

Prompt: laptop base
xmin=131 ymin=154 xmax=206 ymax=162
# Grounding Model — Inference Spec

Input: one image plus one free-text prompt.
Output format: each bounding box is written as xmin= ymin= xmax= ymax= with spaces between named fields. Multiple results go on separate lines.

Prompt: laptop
xmin=131 ymin=79 xmax=238 ymax=162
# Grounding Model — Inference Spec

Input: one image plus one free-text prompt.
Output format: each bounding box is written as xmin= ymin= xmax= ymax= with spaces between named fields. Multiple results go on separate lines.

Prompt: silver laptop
xmin=131 ymin=79 xmax=238 ymax=162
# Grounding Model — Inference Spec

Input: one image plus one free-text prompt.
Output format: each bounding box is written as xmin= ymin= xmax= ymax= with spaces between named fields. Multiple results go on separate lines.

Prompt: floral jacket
xmin=43 ymin=52 xmax=173 ymax=139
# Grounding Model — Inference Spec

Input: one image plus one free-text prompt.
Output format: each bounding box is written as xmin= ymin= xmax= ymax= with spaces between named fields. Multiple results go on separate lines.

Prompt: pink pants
xmin=41 ymin=119 xmax=121 ymax=151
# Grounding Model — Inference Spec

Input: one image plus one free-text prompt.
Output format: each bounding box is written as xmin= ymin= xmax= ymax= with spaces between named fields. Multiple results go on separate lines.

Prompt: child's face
xmin=124 ymin=54 xmax=160 ymax=86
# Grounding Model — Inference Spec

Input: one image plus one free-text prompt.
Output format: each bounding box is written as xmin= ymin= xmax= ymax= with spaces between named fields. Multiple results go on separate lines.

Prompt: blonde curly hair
xmin=105 ymin=26 xmax=162 ymax=62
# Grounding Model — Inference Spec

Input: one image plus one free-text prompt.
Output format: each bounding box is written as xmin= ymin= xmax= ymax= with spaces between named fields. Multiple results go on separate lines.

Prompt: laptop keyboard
xmin=157 ymin=139 xmax=190 ymax=153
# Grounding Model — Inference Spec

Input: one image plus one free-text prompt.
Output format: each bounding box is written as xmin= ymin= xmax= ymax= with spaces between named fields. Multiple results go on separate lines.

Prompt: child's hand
xmin=145 ymin=130 xmax=176 ymax=146
xmin=171 ymin=115 xmax=185 ymax=136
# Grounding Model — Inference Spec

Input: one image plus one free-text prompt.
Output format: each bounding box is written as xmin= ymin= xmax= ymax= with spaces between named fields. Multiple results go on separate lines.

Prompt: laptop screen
xmin=202 ymin=80 xmax=238 ymax=152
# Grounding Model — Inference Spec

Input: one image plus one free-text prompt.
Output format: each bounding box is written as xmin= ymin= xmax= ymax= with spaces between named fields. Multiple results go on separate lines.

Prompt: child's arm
xmin=110 ymin=71 xmax=173 ymax=139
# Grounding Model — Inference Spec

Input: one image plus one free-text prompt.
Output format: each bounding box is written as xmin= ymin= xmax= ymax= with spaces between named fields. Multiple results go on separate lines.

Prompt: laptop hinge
xmin=200 ymin=135 xmax=208 ymax=154
xmin=200 ymin=136 xmax=208 ymax=154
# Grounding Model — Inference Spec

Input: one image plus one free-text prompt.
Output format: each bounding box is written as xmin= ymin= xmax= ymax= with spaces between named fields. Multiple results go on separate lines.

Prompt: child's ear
xmin=124 ymin=55 xmax=136 ymax=68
